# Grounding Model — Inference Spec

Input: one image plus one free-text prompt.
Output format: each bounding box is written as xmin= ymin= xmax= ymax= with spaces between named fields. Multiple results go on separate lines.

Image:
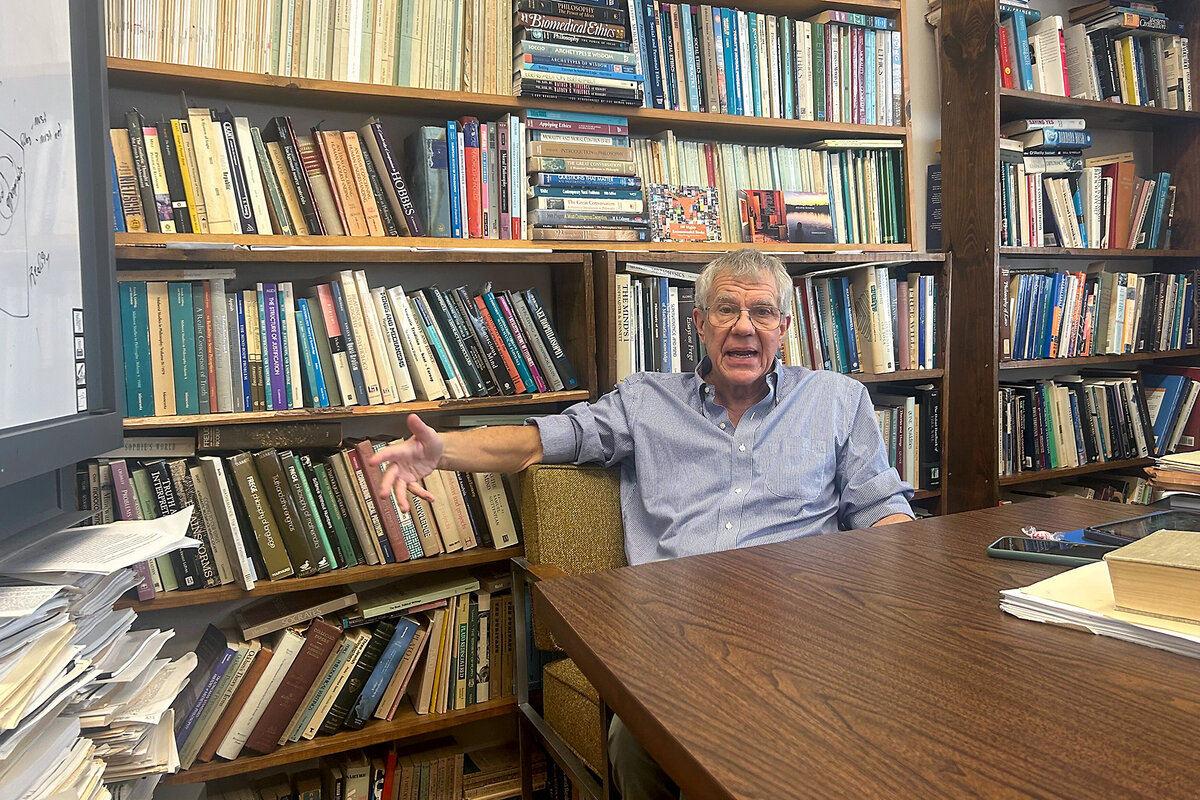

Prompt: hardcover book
xmin=738 ymin=189 xmax=836 ymax=244
xmin=647 ymin=185 xmax=721 ymax=242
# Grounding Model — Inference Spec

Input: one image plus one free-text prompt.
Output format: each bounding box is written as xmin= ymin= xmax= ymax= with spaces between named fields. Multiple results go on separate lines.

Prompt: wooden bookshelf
xmin=912 ymin=489 xmax=941 ymax=501
xmin=999 ymin=458 xmax=1155 ymax=487
xmin=117 ymin=546 xmax=520 ymax=611
xmin=939 ymin=0 xmax=1200 ymax=511
xmin=122 ymin=392 xmax=588 ymax=429
xmin=999 ymin=348 xmax=1200 ymax=370
xmin=161 ymin=697 xmax=518 ymax=784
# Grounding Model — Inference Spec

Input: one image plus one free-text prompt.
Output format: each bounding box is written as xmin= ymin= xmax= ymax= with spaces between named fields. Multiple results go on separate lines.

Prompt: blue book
xmin=167 ymin=281 xmax=199 ymax=415
xmin=916 ymin=275 xmax=929 ymax=367
xmin=837 ymin=277 xmax=860 ymax=373
xmin=518 ymin=61 xmax=644 ymax=82
xmin=256 ymin=284 xmax=274 ymax=410
xmin=1143 ymin=373 xmax=1188 ymax=454
xmin=1006 ymin=9 xmax=1041 ymax=92
xmin=110 ymin=149 xmax=125 ymax=233
xmin=483 ymin=291 xmax=537 ymax=391
xmin=1148 ymin=172 xmax=1171 ymax=248
xmin=1035 ymin=275 xmax=1055 ymax=359
xmin=403 ymin=127 xmax=451 ymax=237
xmin=1067 ymin=391 xmax=1087 ymax=464
xmin=328 ymin=281 xmax=370 ymax=404
xmin=278 ymin=293 xmax=293 ymax=408
xmin=721 ymin=8 xmax=740 ymax=115
xmin=521 ymin=54 xmax=640 ymax=75
xmin=680 ymin=4 xmax=701 ymax=112
xmin=446 ymin=121 xmax=463 ymax=238
xmin=1015 ymin=275 xmax=1034 ymax=360
xmin=747 ymin=13 xmax=762 ymax=117
xmin=1071 ymin=185 xmax=1087 ymax=248
xmin=410 ymin=294 xmax=461 ymax=387
xmin=659 ymin=277 xmax=672 ymax=373
xmin=524 ymin=108 xmax=629 ymax=126
xmin=174 ymin=626 xmax=236 ymax=748
xmin=119 ymin=282 xmax=153 ymax=417
xmin=865 ymin=30 xmax=877 ymax=125
xmin=639 ymin=0 xmax=666 ymax=109
xmin=1133 ymin=36 xmax=1148 ymax=105
xmin=930 ymin=277 xmax=938 ymax=367
xmin=534 ymin=172 xmax=642 ymax=188
xmin=346 ymin=618 xmax=420 ymax=728
xmin=294 ymin=299 xmax=328 ymax=407
xmin=781 ymin=17 xmax=794 ymax=119
xmin=1182 ymin=279 xmax=1196 ymax=348
xmin=235 ymin=293 xmax=252 ymax=412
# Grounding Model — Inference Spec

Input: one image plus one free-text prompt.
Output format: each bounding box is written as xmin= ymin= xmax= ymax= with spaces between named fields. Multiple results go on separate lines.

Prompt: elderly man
xmin=369 ymin=248 xmax=913 ymax=799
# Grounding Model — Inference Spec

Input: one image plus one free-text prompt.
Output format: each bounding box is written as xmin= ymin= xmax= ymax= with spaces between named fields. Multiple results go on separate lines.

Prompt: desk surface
xmin=534 ymin=497 xmax=1200 ymax=800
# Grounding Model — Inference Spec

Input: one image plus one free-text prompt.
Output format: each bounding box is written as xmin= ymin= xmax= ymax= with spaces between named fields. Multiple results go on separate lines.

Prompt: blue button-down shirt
xmin=532 ymin=358 xmax=914 ymax=566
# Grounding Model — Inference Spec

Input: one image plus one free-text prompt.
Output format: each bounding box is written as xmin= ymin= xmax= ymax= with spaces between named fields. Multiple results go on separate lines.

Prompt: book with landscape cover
xmin=739 ymin=190 xmax=836 ymax=244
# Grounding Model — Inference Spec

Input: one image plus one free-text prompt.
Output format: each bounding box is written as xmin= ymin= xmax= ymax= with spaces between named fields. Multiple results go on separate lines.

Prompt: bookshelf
xmin=939 ymin=0 xmax=1200 ymax=511
xmin=102 ymin=0 xmax=933 ymax=785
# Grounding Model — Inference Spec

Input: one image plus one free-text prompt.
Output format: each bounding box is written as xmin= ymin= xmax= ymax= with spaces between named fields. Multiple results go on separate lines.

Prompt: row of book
xmin=630 ymin=5 xmax=903 ymax=125
xmin=1002 ymin=471 xmax=1156 ymax=504
xmin=1000 ymin=4 xmax=1193 ymax=111
xmin=1143 ymin=367 xmax=1200 ymax=457
xmin=998 ymin=369 xmax=1155 ymax=476
xmin=998 ymin=123 xmax=1176 ymax=250
xmin=632 ymin=132 xmax=908 ymax=245
xmin=118 ymin=270 xmax=577 ymax=419
xmin=106 ymin=0 xmax=515 ymax=95
xmin=209 ymin=741 xmax=545 ymax=800
xmin=870 ymin=384 xmax=942 ymax=491
xmin=77 ymin=440 xmax=520 ymax=602
xmin=110 ymin=108 xmax=429 ymax=236
xmin=512 ymin=2 xmax=645 ymax=106
xmin=168 ymin=576 xmax=515 ymax=769
xmin=1001 ymin=266 xmax=1199 ymax=361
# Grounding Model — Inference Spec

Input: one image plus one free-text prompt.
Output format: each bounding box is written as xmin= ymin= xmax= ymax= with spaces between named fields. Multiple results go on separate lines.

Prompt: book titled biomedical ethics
xmin=648 ymin=185 xmax=722 ymax=243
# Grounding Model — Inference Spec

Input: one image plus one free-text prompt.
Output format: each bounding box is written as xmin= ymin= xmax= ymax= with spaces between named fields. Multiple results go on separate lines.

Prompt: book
xmin=1105 ymin=529 xmax=1200 ymax=623
xmin=236 ymin=588 xmax=359 ymax=640
xmin=645 ymin=185 xmax=720 ymax=242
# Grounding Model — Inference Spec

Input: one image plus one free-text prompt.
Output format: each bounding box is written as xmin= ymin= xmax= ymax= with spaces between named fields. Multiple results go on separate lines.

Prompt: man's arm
xmin=872 ymin=513 xmax=912 ymax=526
xmin=836 ymin=386 xmax=915 ymax=529
xmin=367 ymin=415 xmax=543 ymax=510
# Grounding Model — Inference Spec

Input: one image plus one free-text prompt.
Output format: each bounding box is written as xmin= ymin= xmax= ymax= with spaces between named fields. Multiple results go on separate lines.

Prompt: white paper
xmin=0 ymin=508 xmax=197 ymax=574
xmin=0 ymin=585 xmax=67 ymax=619
xmin=114 ymin=654 xmax=196 ymax=727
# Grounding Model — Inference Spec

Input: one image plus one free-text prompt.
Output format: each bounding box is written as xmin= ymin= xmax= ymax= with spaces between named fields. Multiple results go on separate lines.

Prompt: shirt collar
xmin=695 ymin=356 xmax=783 ymax=407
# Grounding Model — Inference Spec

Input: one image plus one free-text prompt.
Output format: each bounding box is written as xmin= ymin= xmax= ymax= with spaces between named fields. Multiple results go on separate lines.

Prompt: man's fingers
xmin=408 ymin=413 xmax=439 ymax=445
xmin=407 ymin=482 xmax=436 ymax=503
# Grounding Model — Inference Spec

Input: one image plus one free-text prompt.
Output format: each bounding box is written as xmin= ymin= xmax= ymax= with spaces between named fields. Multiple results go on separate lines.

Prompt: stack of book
xmin=513 ymin=1 xmax=645 ymax=105
xmin=406 ymin=116 xmax=527 ymax=239
xmin=117 ymin=269 xmax=577 ymax=419
xmin=999 ymin=369 xmax=1156 ymax=476
xmin=613 ymin=264 xmax=702 ymax=376
xmin=106 ymin=0 xmax=514 ymax=94
xmin=1143 ymin=368 xmax=1200 ymax=456
xmin=169 ymin=575 xmax=515 ymax=769
xmin=999 ymin=120 xmax=1176 ymax=250
xmin=1001 ymin=265 xmax=1198 ymax=361
xmin=1001 ymin=472 xmax=1154 ymax=504
xmin=870 ymin=384 xmax=942 ymax=492
xmin=629 ymin=4 xmax=902 ymax=125
xmin=633 ymin=132 xmax=908 ymax=244
xmin=110 ymin=108 xmax=425 ymax=237
xmin=1147 ymin=451 xmax=1200 ymax=492
xmin=526 ymin=108 xmax=649 ymax=241
xmin=77 ymin=439 xmax=521 ymax=602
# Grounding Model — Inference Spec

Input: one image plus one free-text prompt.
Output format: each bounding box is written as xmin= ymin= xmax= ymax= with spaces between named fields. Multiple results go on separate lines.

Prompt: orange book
xmin=315 ymin=130 xmax=368 ymax=236
xmin=474 ymin=294 xmax=526 ymax=392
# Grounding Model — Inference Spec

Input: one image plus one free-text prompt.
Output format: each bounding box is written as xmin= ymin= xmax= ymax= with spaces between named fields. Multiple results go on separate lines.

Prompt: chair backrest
xmin=520 ymin=463 xmax=627 ymax=650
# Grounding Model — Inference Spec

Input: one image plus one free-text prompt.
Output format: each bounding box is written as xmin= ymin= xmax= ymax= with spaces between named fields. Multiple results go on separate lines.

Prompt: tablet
xmin=1083 ymin=510 xmax=1200 ymax=546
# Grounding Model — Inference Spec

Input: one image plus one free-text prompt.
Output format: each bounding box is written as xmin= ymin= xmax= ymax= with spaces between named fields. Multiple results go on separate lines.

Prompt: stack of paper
xmin=1147 ymin=451 xmax=1200 ymax=494
xmin=1001 ymin=561 xmax=1200 ymax=660
xmin=0 ymin=511 xmax=201 ymax=798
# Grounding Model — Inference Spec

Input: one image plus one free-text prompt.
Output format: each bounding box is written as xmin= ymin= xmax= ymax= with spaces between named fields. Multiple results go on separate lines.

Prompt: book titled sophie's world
xmin=738 ymin=189 xmax=835 ymax=244
xmin=648 ymin=185 xmax=722 ymax=242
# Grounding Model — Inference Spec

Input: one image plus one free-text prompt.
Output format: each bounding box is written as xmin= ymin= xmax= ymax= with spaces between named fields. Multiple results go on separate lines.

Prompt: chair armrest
xmin=512 ymin=557 xmax=570 ymax=584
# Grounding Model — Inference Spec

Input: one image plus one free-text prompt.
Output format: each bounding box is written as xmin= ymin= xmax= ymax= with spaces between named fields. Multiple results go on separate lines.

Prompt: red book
xmin=381 ymin=749 xmax=399 ymax=800
xmin=999 ymin=25 xmax=1014 ymax=89
xmin=474 ymin=294 xmax=526 ymax=392
xmin=1057 ymin=29 xmax=1071 ymax=97
xmin=459 ymin=117 xmax=483 ymax=238
xmin=243 ymin=619 xmax=341 ymax=755
xmin=350 ymin=439 xmax=412 ymax=562
xmin=703 ymin=143 xmax=716 ymax=188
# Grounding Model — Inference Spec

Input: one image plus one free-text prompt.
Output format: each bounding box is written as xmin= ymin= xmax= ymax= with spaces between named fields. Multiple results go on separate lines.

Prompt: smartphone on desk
xmin=987 ymin=537 xmax=1120 ymax=567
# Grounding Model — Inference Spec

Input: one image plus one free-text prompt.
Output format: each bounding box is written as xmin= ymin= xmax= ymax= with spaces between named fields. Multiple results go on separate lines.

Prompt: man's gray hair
xmin=695 ymin=249 xmax=792 ymax=313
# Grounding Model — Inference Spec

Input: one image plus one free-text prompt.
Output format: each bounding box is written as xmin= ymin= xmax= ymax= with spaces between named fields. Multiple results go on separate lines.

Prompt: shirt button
xmin=725 ymin=522 xmax=732 ymax=530
xmin=739 ymin=444 xmax=746 ymax=452
xmin=735 ymin=488 xmax=743 ymax=494
xmin=719 ymin=423 xmax=726 ymax=429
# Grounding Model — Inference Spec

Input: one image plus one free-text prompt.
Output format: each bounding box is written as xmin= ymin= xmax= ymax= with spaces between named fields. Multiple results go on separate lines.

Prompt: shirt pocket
xmin=764 ymin=436 xmax=832 ymax=500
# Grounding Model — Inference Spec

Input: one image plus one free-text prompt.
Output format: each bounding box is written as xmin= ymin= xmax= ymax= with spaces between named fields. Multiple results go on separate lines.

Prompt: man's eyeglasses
xmin=702 ymin=303 xmax=784 ymax=331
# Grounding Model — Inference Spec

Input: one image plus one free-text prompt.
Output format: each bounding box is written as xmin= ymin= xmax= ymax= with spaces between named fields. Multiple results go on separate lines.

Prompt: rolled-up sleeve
xmin=529 ymin=377 xmax=640 ymax=468
xmin=836 ymin=384 xmax=915 ymax=530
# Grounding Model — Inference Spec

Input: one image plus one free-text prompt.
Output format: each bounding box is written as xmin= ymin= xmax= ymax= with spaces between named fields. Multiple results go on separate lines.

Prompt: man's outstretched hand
xmin=366 ymin=414 xmax=443 ymax=512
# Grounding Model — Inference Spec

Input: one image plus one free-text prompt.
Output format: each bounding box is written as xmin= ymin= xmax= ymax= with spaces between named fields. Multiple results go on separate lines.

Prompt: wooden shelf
xmin=123 ymin=392 xmax=589 ymax=429
xmin=912 ymin=489 xmax=941 ymax=501
xmin=999 ymin=457 xmax=1154 ymax=487
xmin=999 ymin=88 xmax=1200 ymax=131
xmin=999 ymin=247 xmax=1200 ymax=259
xmin=161 ymin=697 xmax=517 ymax=784
xmin=1000 ymin=349 xmax=1200 ymax=370
xmin=852 ymin=368 xmax=942 ymax=384
xmin=113 ymin=233 xmax=915 ymax=258
xmin=117 ymin=546 xmax=520 ymax=612
xmin=107 ymin=58 xmax=909 ymax=145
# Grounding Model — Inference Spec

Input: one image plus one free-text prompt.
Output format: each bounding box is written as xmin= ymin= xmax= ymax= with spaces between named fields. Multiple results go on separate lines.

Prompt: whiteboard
xmin=0 ymin=0 xmax=86 ymax=429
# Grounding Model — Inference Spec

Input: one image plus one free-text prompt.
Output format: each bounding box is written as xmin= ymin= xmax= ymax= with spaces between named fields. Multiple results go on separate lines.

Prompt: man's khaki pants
xmin=608 ymin=716 xmax=689 ymax=800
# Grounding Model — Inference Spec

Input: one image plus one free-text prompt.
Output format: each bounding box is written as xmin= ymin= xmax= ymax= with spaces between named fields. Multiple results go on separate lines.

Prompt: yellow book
xmin=1121 ymin=36 xmax=1139 ymax=104
xmin=1106 ymin=529 xmax=1200 ymax=623
xmin=146 ymin=282 xmax=176 ymax=416
xmin=171 ymin=119 xmax=208 ymax=233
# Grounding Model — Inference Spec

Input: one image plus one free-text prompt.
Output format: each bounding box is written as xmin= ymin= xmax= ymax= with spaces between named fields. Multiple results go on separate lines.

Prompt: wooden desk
xmin=533 ymin=497 xmax=1200 ymax=800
